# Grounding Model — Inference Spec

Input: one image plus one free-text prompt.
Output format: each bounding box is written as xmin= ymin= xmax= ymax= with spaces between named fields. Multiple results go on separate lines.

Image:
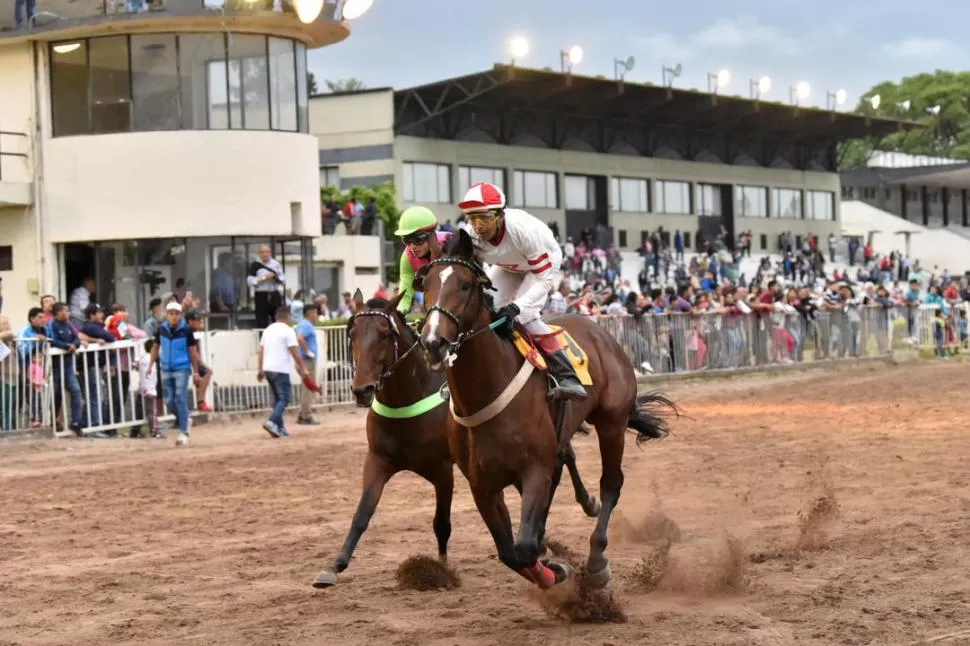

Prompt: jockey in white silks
xmin=457 ymin=182 xmax=587 ymax=401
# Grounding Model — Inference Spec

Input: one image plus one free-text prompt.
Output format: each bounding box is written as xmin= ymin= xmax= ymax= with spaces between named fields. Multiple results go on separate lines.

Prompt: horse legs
xmin=562 ymin=441 xmax=602 ymax=518
xmin=312 ymin=452 xmax=394 ymax=588
xmin=585 ymin=423 xmax=626 ymax=589
xmin=431 ymin=465 xmax=454 ymax=563
xmin=515 ymin=466 xmax=573 ymax=588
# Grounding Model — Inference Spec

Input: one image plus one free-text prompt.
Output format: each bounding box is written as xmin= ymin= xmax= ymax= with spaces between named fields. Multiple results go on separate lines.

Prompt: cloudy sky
xmin=310 ymin=0 xmax=964 ymax=108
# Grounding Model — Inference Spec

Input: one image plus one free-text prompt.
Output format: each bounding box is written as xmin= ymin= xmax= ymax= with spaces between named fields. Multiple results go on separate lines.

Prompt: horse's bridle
xmin=348 ymin=310 xmax=421 ymax=390
xmin=420 ymin=257 xmax=501 ymax=359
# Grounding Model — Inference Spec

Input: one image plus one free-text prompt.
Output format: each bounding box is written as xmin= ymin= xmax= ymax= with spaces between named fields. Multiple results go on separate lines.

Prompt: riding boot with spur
xmin=545 ymin=350 xmax=588 ymax=401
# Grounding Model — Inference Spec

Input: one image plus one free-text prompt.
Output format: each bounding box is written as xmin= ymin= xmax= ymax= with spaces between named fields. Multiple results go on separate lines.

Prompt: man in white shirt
xmin=69 ymin=278 xmax=95 ymax=327
xmin=257 ymin=306 xmax=309 ymax=438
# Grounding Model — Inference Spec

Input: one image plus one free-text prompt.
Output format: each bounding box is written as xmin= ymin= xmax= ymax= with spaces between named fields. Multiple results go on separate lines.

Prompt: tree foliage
xmin=325 ymin=77 xmax=367 ymax=93
xmin=838 ymin=70 xmax=970 ymax=170
xmin=307 ymin=71 xmax=319 ymax=95
xmin=321 ymin=182 xmax=401 ymax=282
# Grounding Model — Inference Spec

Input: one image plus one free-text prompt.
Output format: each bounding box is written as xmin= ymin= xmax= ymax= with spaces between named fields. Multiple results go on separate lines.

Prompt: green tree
xmin=322 ymin=182 xmax=401 ymax=282
xmin=838 ymin=70 xmax=970 ymax=170
xmin=307 ymin=71 xmax=319 ymax=95
xmin=325 ymin=77 xmax=367 ymax=93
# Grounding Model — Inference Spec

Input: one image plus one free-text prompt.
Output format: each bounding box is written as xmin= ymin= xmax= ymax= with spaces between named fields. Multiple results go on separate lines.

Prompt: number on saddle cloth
xmin=511 ymin=326 xmax=594 ymax=386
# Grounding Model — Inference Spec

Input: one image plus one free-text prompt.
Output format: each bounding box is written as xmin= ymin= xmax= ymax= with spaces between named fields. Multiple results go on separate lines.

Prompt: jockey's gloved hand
xmin=493 ymin=303 xmax=519 ymax=339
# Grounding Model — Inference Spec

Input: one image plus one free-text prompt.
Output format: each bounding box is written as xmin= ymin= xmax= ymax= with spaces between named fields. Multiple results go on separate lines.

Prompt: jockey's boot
xmin=545 ymin=350 xmax=588 ymax=401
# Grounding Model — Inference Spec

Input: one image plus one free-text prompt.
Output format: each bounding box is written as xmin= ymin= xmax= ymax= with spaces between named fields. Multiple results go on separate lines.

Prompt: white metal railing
xmin=0 ymin=304 xmax=961 ymax=437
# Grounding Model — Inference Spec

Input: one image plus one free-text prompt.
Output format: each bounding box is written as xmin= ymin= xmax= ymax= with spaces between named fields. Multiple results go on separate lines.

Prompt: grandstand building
xmin=311 ymin=64 xmax=912 ymax=259
xmin=0 ymin=0 xmax=380 ymax=326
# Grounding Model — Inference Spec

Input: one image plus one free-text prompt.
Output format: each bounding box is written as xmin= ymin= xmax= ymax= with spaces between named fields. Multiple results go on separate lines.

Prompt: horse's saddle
xmin=511 ymin=326 xmax=594 ymax=386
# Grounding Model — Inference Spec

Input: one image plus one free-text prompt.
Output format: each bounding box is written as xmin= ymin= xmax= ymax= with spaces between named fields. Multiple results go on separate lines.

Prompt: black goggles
xmin=403 ymin=231 xmax=432 ymax=245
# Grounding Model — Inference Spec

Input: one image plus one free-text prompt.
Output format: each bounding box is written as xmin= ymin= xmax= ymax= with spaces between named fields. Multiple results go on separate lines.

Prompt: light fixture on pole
xmin=826 ymin=89 xmax=847 ymax=110
xmin=340 ymin=0 xmax=374 ymax=20
xmin=662 ymin=63 xmax=682 ymax=87
xmin=560 ymin=45 xmax=583 ymax=73
xmin=508 ymin=36 xmax=529 ymax=65
xmin=707 ymin=68 xmax=730 ymax=94
xmin=926 ymin=105 xmax=942 ymax=116
xmin=614 ymin=55 xmax=635 ymax=81
xmin=789 ymin=81 xmax=811 ymax=106
xmin=897 ymin=99 xmax=911 ymax=112
xmin=867 ymin=94 xmax=881 ymax=110
xmin=749 ymin=76 xmax=771 ymax=99
xmin=293 ymin=0 xmax=325 ymax=23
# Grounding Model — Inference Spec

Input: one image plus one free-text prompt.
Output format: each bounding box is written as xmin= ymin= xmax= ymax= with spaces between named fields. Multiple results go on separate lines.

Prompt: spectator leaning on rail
xmin=456 ymin=181 xmax=587 ymax=401
xmin=45 ymin=303 xmax=85 ymax=436
xmin=79 ymin=303 xmax=119 ymax=437
xmin=150 ymin=301 xmax=201 ymax=447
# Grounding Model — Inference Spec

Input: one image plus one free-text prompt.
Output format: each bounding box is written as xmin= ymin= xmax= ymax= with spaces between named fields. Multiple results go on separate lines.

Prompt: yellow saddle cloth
xmin=511 ymin=326 xmax=593 ymax=386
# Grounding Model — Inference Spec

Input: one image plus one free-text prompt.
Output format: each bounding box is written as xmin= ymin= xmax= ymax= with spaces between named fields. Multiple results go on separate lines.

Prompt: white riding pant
xmin=487 ymin=266 xmax=553 ymax=336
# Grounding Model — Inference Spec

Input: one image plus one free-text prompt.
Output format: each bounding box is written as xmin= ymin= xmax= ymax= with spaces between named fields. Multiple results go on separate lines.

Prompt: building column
xmin=900 ymin=183 xmax=908 ymax=220
xmin=942 ymin=187 xmax=950 ymax=226
xmin=921 ymin=185 xmax=929 ymax=226
xmin=962 ymin=189 xmax=968 ymax=227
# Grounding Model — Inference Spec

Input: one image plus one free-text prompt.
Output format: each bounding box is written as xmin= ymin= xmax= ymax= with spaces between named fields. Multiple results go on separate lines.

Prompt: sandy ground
xmin=2 ymin=361 xmax=970 ymax=646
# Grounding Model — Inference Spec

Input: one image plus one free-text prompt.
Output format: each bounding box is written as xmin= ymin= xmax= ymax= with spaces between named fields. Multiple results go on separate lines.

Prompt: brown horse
xmin=312 ymin=290 xmax=600 ymax=588
xmin=417 ymin=230 xmax=675 ymax=590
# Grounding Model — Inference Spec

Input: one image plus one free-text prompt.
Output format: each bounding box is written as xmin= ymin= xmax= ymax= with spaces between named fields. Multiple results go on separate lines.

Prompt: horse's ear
xmin=385 ymin=290 xmax=406 ymax=314
xmin=413 ymin=264 xmax=430 ymax=291
xmin=351 ymin=288 xmax=365 ymax=313
xmin=456 ymin=228 xmax=476 ymax=259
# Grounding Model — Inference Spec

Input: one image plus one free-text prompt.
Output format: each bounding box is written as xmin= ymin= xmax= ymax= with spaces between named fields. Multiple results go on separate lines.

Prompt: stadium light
xmin=868 ymin=94 xmax=881 ymax=110
xmin=789 ymin=81 xmax=811 ymax=106
xmin=340 ymin=0 xmax=374 ymax=20
xmin=749 ymin=76 xmax=770 ymax=99
xmin=826 ymin=89 xmax=847 ymax=110
xmin=509 ymin=36 xmax=529 ymax=65
xmin=662 ymin=63 xmax=682 ymax=87
xmin=53 ymin=42 xmax=81 ymax=54
xmin=614 ymin=56 xmax=635 ymax=81
xmin=926 ymin=105 xmax=942 ymax=116
xmin=707 ymin=68 xmax=730 ymax=93
xmin=897 ymin=99 xmax=911 ymax=112
xmin=560 ymin=45 xmax=583 ymax=72
xmin=293 ymin=0 xmax=324 ymax=23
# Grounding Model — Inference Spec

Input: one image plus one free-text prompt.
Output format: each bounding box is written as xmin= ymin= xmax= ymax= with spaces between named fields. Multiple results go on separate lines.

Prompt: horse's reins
xmin=348 ymin=310 xmax=422 ymax=390
xmin=419 ymin=258 xmax=508 ymax=360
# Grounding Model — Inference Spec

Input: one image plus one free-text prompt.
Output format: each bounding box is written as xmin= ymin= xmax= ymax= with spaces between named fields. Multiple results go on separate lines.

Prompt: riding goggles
xmin=466 ymin=210 xmax=500 ymax=224
xmin=403 ymin=231 xmax=433 ymax=245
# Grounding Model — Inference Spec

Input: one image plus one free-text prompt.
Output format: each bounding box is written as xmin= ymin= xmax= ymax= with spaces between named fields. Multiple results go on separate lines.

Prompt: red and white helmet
xmin=458 ymin=182 xmax=506 ymax=214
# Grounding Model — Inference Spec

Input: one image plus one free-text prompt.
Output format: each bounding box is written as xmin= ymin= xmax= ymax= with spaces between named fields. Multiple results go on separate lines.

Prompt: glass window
xmin=180 ymin=34 xmax=228 ymax=130
xmin=735 ymin=185 xmax=768 ymax=218
xmin=458 ymin=166 xmax=504 ymax=192
xmin=50 ymin=41 xmax=90 ymax=137
xmin=228 ymin=35 xmax=269 ymax=130
xmin=89 ymin=36 xmax=131 ymax=134
xmin=610 ymin=177 xmax=649 ymax=212
xmin=696 ymin=184 xmax=722 ymax=216
xmin=807 ymin=190 xmax=835 ymax=220
xmin=656 ymin=180 xmax=691 ymax=214
xmin=564 ymin=175 xmax=595 ymax=210
xmin=512 ymin=170 xmax=558 ymax=208
xmin=131 ymin=35 xmax=180 ymax=132
xmin=320 ymin=166 xmax=339 ymax=186
xmin=772 ymin=188 xmax=803 ymax=219
xmin=402 ymin=162 xmax=451 ymax=203
xmin=295 ymin=43 xmax=309 ymax=133
xmin=269 ymin=37 xmax=297 ymax=131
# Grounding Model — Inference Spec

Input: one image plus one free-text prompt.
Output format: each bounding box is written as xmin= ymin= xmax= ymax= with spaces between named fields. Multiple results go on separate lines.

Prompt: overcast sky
xmin=309 ymin=0 xmax=965 ymax=108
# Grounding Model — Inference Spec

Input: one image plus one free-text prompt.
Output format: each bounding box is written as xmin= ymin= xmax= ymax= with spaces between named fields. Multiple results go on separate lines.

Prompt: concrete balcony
xmin=1 ymin=0 xmax=349 ymax=48
xmin=0 ymin=130 xmax=32 ymax=206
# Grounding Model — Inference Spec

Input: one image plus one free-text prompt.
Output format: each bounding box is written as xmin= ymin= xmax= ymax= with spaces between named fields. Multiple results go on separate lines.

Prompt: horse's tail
xmin=628 ymin=391 xmax=680 ymax=446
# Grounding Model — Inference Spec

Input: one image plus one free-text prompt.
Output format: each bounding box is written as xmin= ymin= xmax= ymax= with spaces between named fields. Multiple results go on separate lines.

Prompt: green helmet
xmin=394 ymin=206 xmax=438 ymax=237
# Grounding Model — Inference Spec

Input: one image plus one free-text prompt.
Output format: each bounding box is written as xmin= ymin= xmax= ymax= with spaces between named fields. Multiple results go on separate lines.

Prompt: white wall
xmin=42 ymin=131 xmax=322 ymax=241
xmin=0 ymin=207 xmax=40 ymax=321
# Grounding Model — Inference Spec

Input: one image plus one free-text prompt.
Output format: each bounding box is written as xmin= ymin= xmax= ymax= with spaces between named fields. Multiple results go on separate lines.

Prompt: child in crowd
xmin=137 ymin=338 xmax=161 ymax=439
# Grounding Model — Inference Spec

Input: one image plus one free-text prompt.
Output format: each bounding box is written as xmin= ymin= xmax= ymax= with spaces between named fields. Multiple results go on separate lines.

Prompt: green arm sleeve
xmin=397 ymin=252 xmax=415 ymax=314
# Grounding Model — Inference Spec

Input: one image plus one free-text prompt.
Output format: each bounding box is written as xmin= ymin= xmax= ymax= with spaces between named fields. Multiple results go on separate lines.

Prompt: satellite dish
xmin=672 ymin=63 xmax=682 ymax=77
xmin=625 ymin=56 xmax=636 ymax=70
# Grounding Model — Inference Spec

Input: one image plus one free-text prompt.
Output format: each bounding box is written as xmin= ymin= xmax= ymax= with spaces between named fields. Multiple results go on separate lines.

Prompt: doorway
xmin=564 ymin=174 xmax=610 ymax=245
xmin=62 ymin=243 xmax=117 ymax=307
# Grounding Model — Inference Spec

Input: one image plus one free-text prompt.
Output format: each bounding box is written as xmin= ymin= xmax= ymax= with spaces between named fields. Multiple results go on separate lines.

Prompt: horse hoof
xmin=312 ymin=570 xmax=338 ymax=589
xmin=543 ymin=559 xmax=574 ymax=585
xmin=584 ymin=497 xmax=602 ymax=518
xmin=585 ymin=563 xmax=612 ymax=589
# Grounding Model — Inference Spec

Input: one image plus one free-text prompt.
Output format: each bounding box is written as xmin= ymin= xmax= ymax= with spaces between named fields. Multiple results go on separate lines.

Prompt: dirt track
xmin=2 ymin=361 xmax=970 ymax=646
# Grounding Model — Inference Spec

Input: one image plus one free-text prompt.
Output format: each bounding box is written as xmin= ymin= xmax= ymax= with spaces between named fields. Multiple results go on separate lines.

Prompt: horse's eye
xmin=459 ymin=281 xmax=472 ymax=292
